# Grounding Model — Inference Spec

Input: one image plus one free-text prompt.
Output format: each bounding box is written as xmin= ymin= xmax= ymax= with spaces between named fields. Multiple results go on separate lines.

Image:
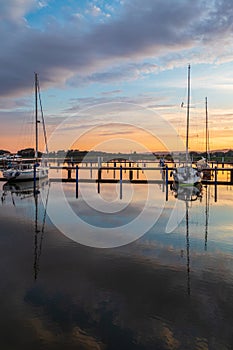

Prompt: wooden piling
xmin=120 ymin=165 xmax=122 ymax=199
xmin=33 ymin=163 xmax=36 ymax=195
xmin=230 ymin=169 xmax=233 ymax=183
xmin=75 ymin=165 xmax=79 ymax=198
xmin=90 ymin=162 xmax=92 ymax=179
xmin=98 ymin=168 xmax=101 ymax=193
xmin=165 ymin=166 xmax=168 ymax=201
xmin=214 ymin=166 xmax=217 ymax=202
xmin=129 ymin=169 xmax=133 ymax=181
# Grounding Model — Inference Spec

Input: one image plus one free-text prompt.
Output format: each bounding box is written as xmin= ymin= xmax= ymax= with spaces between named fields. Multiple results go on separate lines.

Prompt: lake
xmin=0 ymin=178 xmax=233 ymax=350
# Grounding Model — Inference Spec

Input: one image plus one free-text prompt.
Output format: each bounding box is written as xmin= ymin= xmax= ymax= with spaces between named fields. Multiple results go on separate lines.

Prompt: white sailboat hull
xmin=2 ymin=165 xmax=49 ymax=181
xmin=172 ymin=165 xmax=202 ymax=185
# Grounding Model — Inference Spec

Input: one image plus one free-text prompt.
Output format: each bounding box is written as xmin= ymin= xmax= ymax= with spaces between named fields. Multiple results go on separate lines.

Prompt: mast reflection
xmin=171 ymin=183 xmax=202 ymax=295
xmin=204 ymin=185 xmax=210 ymax=251
xmin=2 ymin=180 xmax=50 ymax=280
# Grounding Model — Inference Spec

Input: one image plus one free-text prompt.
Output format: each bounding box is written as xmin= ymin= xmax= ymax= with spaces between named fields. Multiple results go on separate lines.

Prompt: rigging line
xmin=37 ymin=78 xmax=49 ymax=155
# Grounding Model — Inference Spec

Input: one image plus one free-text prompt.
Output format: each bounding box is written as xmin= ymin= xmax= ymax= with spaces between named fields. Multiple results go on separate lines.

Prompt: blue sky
xmin=0 ymin=0 xmax=233 ymax=152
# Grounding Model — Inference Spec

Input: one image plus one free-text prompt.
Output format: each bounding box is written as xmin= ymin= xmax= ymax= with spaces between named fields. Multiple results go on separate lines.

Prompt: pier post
xmin=129 ymin=169 xmax=133 ymax=182
xmin=230 ymin=169 xmax=233 ymax=184
xmin=214 ymin=166 xmax=217 ymax=202
xmin=113 ymin=161 xmax=116 ymax=179
xmin=97 ymin=168 xmax=101 ymax=194
xmin=120 ymin=165 xmax=122 ymax=199
xmin=214 ymin=166 xmax=217 ymax=184
xmin=165 ymin=166 xmax=168 ymax=201
xmin=33 ymin=163 xmax=36 ymax=195
xmin=75 ymin=165 xmax=79 ymax=198
xmin=90 ymin=162 xmax=92 ymax=179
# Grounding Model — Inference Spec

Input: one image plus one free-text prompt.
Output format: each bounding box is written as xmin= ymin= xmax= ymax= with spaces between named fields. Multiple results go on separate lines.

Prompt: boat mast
xmin=186 ymin=64 xmax=191 ymax=163
xmin=35 ymin=73 xmax=39 ymax=160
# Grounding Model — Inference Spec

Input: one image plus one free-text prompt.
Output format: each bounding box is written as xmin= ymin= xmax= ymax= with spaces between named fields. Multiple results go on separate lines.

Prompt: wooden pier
xmin=1 ymin=161 xmax=233 ymax=185
xmin=48 ymin=163 xmax=233 ymax=185
xmin=0 ymin=162 xmax=232 ymax=203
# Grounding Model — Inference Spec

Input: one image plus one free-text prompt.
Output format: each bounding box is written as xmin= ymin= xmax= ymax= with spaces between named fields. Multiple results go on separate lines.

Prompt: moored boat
xmin=173 ymin=65 xmax=202 ymax=185
xmin=3 ymin=161 xmax=48 ymax=181
xmin=2 ymin=73 xmax=49 ymax=181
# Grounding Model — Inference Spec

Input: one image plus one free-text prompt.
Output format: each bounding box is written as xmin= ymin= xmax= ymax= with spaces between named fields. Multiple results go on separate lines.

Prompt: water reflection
xmin=1 ymin=180 xmax=50 ymax=280
xmin=171 ymin=184 xmax=203 ymax=295
xmin=171 ymin=182 xmax=203 ymax=202
xmin=0 ymin=180 xmax=233 ymax=349
xmin=204 ymin=185 xmax=210 ymax=251
xmin=1 ymin=180 xmax=36 ymax=205
xmin=33 ymin=182 xmax=50 ymax=280
xmin=2 ymin=180 xmax=48 ymax=201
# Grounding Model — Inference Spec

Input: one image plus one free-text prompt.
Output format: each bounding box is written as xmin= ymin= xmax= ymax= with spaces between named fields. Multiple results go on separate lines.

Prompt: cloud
xmin=0 ymin=0 xmax=37 ymax=22
xmin=86 ymin=4 xmax=102 ymax=17
xmin=68 ymin=62 xmax=159 ymax=86
xmin=1 ymin=0 xmax=233 ymax=97
xmin=100 ymin=89 xmax=122 ymax=95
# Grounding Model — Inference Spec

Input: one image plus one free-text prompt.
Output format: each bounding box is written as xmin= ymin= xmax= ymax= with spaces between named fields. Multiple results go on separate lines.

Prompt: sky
xmin=0 ymin=0 xmax=233 ymax=154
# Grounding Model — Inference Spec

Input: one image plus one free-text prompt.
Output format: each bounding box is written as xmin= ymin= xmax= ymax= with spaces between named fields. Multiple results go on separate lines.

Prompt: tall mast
xmin=35 ymin=73 xmax=38 ymax=159
xmin=205 ymin=96 xmax=208 ymax=161
xmin=186 ymin=64 xmax=191 ymax=163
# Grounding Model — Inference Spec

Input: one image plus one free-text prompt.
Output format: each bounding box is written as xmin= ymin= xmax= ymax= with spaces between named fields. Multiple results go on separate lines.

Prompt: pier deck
xmin=0 ymin=164 xmax=233 ymax=185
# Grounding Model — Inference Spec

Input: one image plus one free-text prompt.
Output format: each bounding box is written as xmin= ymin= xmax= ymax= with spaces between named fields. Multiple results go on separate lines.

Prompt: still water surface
xmin=0 ymin=179 xmax=233 ymax=350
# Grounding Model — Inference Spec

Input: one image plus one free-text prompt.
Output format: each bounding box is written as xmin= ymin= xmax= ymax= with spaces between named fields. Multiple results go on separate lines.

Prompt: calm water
xmin=0 ymin=178 xmax=233 ymax=350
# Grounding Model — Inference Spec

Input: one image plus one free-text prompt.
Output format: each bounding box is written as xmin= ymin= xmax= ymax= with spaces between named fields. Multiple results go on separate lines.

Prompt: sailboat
xmin=172 ymin=65 xmax=202 ymax=185
xmin=2 ymin=73 xmax=49 ymax=181
xmin=197 ymin=97 xmax=212 ymax=180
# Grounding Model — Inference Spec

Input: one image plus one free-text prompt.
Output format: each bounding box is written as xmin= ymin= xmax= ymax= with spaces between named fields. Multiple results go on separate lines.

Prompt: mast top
xmin=185 ymin=64 xmax=191 ymax=163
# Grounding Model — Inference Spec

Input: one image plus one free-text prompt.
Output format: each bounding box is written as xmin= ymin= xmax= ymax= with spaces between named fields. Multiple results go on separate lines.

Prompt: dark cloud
xmin=100 ymin=89 xmax=122 ymax=95
xmin=0 ymin=0 xmax=233 ymax=96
